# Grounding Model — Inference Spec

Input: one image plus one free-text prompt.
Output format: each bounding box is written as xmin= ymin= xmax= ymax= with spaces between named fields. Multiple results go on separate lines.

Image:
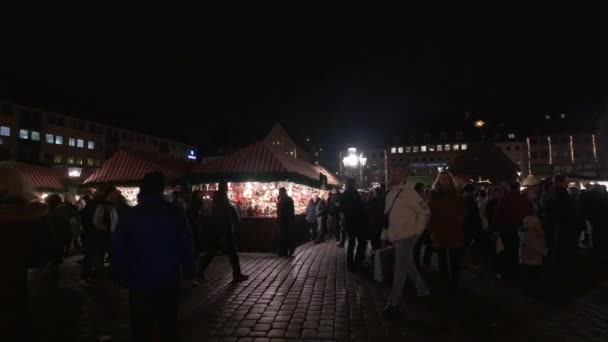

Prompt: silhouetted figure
xmin=277 ymin=187 xmax=296 ymax=256
xmin=341 ymin=178 xmax=367 ymax=269
xmin=113 ymin=172 xmax=196 ymax=342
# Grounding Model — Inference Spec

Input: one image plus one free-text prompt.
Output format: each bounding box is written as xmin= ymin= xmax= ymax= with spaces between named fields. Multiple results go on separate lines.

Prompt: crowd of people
xmin=3 ymin=163 xmax=608 ymax=340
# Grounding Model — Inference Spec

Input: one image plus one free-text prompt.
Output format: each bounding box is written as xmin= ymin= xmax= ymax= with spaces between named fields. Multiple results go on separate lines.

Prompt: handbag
xmin=382 ymin=188 xmax=404 ymax=228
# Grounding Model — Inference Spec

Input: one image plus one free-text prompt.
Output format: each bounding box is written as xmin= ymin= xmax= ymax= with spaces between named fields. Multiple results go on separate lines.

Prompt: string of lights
xmin=547 ymin=136 xmax=552 ymax=165
xmin=592 ymin=134 xmax=598 ymax=164
xmin=526 ymin=137 xmax=532 ymax=176
xmin=569 ymin=135 xmax=575 ymax=164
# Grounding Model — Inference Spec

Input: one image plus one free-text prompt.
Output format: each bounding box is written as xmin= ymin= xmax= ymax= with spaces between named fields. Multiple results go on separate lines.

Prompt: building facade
xmin=0 ymin=101 xmax=197 ymax=168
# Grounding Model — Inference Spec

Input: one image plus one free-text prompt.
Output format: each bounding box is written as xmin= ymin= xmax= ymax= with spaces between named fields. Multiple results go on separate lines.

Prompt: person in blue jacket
xmin=112 ymin=172 xmax=196 ymax=342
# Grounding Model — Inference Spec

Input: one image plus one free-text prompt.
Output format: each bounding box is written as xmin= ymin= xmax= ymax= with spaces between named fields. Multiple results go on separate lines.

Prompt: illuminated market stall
xmin=0 ymin=161 xmax=73 ymax=200
xmin=186 ymin=141 xmax=340 ymax=252
xmin=82 ymin=150 xmax=184 ymax=204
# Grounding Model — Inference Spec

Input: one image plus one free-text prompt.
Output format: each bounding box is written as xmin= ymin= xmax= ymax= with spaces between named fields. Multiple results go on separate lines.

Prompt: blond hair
xmin=0 ymin=167 xmax=35 ymax=202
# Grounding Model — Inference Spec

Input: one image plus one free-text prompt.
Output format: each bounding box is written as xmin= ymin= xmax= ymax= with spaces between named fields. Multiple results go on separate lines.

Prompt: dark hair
xmin=554 ymin=173 xmax=567 ymax=184
xmin=414 ymin=183 xmax=424 ymax=194
xmin=463 ymin=183 xmax=475 ymax=194
xmin=140 ymin=172 xmax=165 ymax=194
xmin=346 ymin=178 xmax=357 ymax=190
xmin=218 ymin=181 xmax=228 ymax=193
xmin=279 ymin=187 xmax=287 ymax=194
xmin=509 ymin=182 xmax=521 ymax=192
xmin=46 ymin=194 xmax=62 ymax=207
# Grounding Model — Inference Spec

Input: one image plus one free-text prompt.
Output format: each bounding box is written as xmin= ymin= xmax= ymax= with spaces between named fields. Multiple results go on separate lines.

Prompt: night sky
xmin=1 ymin=3 xmax=607 ymax=164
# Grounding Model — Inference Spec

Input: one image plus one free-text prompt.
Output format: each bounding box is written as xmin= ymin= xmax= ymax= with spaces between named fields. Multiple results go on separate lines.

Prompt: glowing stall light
xmin=569 ymin=135 xmax=575 ymax=163
xmin=547 ymin=136 xmax=553 ymax=165
xmin=526 ymin=137 xmax=532 ymax=176
xmin=342 ymin=147 xmax=367 ymax=167
xmin=68 ymin=167 xmax=82 ymax=178
xmin=592 ymin=134 xmax=598 ymax=163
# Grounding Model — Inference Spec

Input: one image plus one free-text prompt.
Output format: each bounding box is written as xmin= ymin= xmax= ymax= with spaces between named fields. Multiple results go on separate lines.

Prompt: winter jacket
xmin=315 ymin=199 xmax=327 ymax=218
xmin=340 ymin=188 xmax=365 ymax=233
xmin=0 ymin=199 xmax=49 ymax=341
xmin=384 ymin=184 xmax=430 ymax=242
xmin=112 ymin=193 xmax=195 ymax=290
xmin=519 ymin=216 xmax=548 ymax=266
xmin=93 ymin=202 xmax=118 ymax=233
xmin=277 ymin=195 xmax=295 ymax=225
xmin=428 ymin=190 xmax=467 ymax=248
xmin=305 ymin=200 xmax=316 ymax=223
xmin=492 ymin=191 xmax=535 ymax=232
xmin=543 ymin=188 xmax=580 ymax=232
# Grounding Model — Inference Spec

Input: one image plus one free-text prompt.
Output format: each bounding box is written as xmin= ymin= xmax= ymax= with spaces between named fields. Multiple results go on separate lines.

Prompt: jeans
xmin=413 ymin=229 xmax=433 ymax=271
xmin=129 ymin=287 xmax=179 ymax=342
xmin=389 ymin=235 xmax=429 ymax=305
xmin=279 ymin=222 xmax=295 ymax=256
xmin=316 ymin=217 xmax=326 ymax=242
xmin=308 ymin=222 xmax=317 ymax=241
xmin=437 ymin=247 xmax=465 ymax=288
xmin=198 ymin=230 xmax=242 ymax=276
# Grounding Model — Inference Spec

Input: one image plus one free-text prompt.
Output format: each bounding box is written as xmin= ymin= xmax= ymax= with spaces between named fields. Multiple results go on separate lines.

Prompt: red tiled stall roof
xmin=83 ymin=150 xmax=180 ymax=186
xmin=7 ymin=162 xmax=66 ymax=191
xmin=188 ymin=141 xmax=340 ymax=187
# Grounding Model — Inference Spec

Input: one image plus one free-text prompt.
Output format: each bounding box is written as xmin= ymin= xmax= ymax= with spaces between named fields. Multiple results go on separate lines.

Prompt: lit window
xmin=456 ymin=132 xmax=463 ymax=140
xmin=94 ymin=159 xmax=101 ymax=167
xmin=88 ymin=141 xmax=95 ymax=150
xmin=19 ymin=129 xmax=29 ymax=139
xmin=55 ymin=135 xmax=63 ymax=145
xmin=31 ymin=131 xmax=40 ymax=141
xmin=53 ymin=155 xmax=62 ymax=164
xmin=413 ymin=146 xmax=419 ymax=153
xmin=76 ymin=157 xmax=83 ymax=165
xmin=87 ymin=158 xmax=95 ymax=166
xmin=398 ymin=147 xmax=404 ymax=154
xmin=437 ymin=145 xmax=443 ymax=151
xmin=405 ymin=146 xmax=411 ymax=153
xmin=429 ymin=146 xmax=435 ymax=152
xmin=77 ymin=139 xmax=84 ymax=148
xmin=421 ymin=146 xmax=427 ymax=152
xmin=46 ymin=134 xmax=54 ymax=143
xmin=69 ymin=138 xmax=76 ymax=146
xmin=453 ymin=144 xmax=460 ymax=151
xmin=0 ymin=126 xmax=10 ymax=136
xmin=391 ymin=147 xmax=397 ymax=154
xmin=67 ymin=156 xmax=75 ymax=164
xmin=461 ymin=144 xmax=468 ymax=150
xmin=445 ymin=144 xmax=451 ymax=151
xmin=508 ymin=133 xmax=516 ymax=139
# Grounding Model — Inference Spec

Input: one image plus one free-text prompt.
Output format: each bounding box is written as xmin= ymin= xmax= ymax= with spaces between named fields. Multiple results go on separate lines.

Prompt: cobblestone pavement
xmin=26 ymin=242 xmax=608 ymax=341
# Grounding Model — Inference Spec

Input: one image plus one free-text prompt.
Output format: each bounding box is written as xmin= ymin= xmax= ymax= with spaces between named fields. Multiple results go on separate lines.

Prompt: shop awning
xmin=83 ymin=150 xmax=180 ymax=187
xmin=2 ymin=162 xmax=66 ymax=191
xmin=186 ymin=141 xmax=340 ymax=188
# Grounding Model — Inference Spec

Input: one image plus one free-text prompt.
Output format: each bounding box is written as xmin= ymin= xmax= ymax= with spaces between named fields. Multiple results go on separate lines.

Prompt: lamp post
xmin=342 ymin=148 xmax=367 ymax=187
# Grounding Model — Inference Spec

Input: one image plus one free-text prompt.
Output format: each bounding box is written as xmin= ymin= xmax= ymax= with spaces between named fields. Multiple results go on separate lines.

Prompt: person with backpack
xmin=383 ymin=170 xmax=431 ymax=316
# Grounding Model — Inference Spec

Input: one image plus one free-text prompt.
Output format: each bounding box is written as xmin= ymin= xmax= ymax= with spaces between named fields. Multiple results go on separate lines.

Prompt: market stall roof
xmin=83 ymin=150 xmax=181 ymax=187
xmin=448 ymin=142 xmax=520 ymax=183
xmin=1 ymin=161 xmax=66 ymax=191
xmin=187 ymin=141 xmax=340 ymax=187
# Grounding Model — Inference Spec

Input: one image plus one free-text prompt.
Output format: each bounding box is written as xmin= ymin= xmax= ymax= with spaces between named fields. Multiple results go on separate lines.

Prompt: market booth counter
xmin=187 ymin=141 xmax=341 ymax=253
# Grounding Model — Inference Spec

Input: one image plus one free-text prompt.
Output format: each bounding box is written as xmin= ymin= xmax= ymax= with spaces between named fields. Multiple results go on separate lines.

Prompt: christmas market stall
xmin=185 ymin=141 xmax=341 ymax=252
xmin=82 ymin=150 xmax=183 ymax=205
xmin=0 ymin=161 xmax=70 ymax=200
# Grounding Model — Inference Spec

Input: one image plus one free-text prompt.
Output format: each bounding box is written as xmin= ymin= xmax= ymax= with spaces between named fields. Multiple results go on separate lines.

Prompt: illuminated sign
xmin=188 ymin=149 xmax=197 ymax=160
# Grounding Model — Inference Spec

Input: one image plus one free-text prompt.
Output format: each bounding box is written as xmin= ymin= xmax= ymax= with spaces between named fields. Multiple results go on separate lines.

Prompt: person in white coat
xmin=383 ymin=168 xmax=431 ymax=316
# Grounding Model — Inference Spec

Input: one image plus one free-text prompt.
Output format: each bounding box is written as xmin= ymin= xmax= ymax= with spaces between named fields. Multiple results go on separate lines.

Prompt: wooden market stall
xmin=185 ymin=141 xmax=341 ymax=252
xmin=0 ymin=161 xmax=70 ymax=200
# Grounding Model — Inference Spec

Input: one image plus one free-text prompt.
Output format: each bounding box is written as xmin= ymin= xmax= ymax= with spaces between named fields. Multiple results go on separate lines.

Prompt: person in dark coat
xmin=368 ymin=187 xmax=385 ymax=249
xmin=186 ymin=192 xmax=204 ymax=257
xmin=579 ymin=184 xmax=608 ymax=253
xmin=543 ymin=174 xmax=581 ymax=276
xmin=1 ymin=168 xmax=50 ymax=342
xmin=305 ymin=198 xmax=317 ymax=240
xmin=112 ymin=172 xmax=197 ymax=342
xmin=198 ymin=181 xmax=249 ymax=282
xmin=46 ymin=194 xmax=71 ymax=273
xmin=329 ymin=188 xmax=345 ymax=245
xmin=463 ymin=183 xmax=483 ymax=249
xmin=315 ymin=194 xmax=327 ymax=243
xmin=277 ymin=187 xmax=296 ymax=256
xmin=340 ymin=178 xmax=366 ymax=269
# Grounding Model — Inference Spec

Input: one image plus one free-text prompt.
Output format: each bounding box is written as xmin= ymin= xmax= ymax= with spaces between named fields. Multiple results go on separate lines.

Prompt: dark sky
xmin=1 ymin=3 xmax=608 ymax=162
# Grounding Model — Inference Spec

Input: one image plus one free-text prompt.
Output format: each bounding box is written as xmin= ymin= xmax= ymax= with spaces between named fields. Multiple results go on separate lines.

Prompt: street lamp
xmin=342 ymin=148 xmax=367 ymax=187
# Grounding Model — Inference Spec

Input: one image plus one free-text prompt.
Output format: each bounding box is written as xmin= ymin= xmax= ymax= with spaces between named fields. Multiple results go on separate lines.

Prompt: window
xmin=541 ymin=151 xmax=548 ymax=159
xmin=461 ymin=144 xmax=467 ymax=150
xmin=552 ymin=151 xmax=558 ymax=157
xmin=19 ymin=129 xmax=29 ymax=139
xmin=55 ymin=135 xmax=63 ymax=145
xmin=390 ymin=147 xmax=396 ymax=154
xmin=87 ymin=158 xmax=95 ymax=166
xmin=75 ymin=157 xmax=83 ymax=165
xmin=508 ymin=133 xmax=516 ymax=139
xmin=505 ymin=146 xmax=511 ymax=151
xmin=437 ymin=144 xmax=443 ymax=151
xmin=405 ymin=146 xmax=411 ymax=153
xmin=456 ymin=132 xmax=463 ymax=140
xmin=530 ymin=138 xmax=537 ymax=146
xmin=424 ymin=133 xmax=431 ymax=142
xmin=30 ymin=131 xmax=40 ymax=141
xmin=409 ymin=135 xmax=415 ymax=142
xmin=413 ymin=146 xmax=419 ymax=153
xmin=0 ymin=126 xmax=10 ymax=136
xmin=514 ymin=145 xmax=521 ymax=151
xmin=445 ymin=144 xmax=451 ymax=151
xmin=453 ymin=144 xmax=460 ymax=151
xmin=531 ymin=152 xmax=538 ymax=159
xmin=67 ymin=156 xmax=75 ymax=164
xmin=398 ymin=147 xmax=404 ymax=154
xmin=562 ymin=137 xmax=570 ymax=145
xmin=88 ymin=141 xmax=95 ymax=150
xmin=440 ymin=133 xmax=447 ymax=141
xmin=563 ymin=151 xmax=570 ymax=157
xmin=421 ymin=146 xmax=427 ymax=152
xmin=54 ymin=155 xmax=62 ymax=164
xmin=45 ymin=134 xmax=54 ymax=143
xmin=429 ymin=146 xmax=435 ymax=152
xmin=77 ymin=139 xmax=84 ymax=148
xmin=95 ymin=159 xmax=102 ymax=167
xmin=69 ymin=138 xmax=76 ymax=147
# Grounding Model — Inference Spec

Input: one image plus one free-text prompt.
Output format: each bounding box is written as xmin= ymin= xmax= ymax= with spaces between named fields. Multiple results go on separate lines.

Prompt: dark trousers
xmin=552 ymin=226 xmax=579 ymax=276
xmin=346 ymin=229 xmax=366 ymax=266
xmin=129 ymin=287 xmax=179 ymax=342
xmin=308 ymin=222 xmax=317 ymax=241
xmin=82 ymin=229 xmax=106 ymax=279
xmin=335 ymin=214 xmax=346 ymax=243
xmin=499 ymin=228 xmax=521 ymax=280
xmin=437 ymin=247 xmax=465 ymax=288
xmin=413 ymin=230 xmax=434 ymax=270
xmin=199 ymin=231 xmax=241 ymax=276
xmin=279 ymin=222 xmax=295 ymax=256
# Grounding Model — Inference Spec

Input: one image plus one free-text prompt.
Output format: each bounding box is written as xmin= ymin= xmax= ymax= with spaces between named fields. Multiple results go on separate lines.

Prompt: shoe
xmin=232 ymin=274 xmax=249 ymax=283
xmin=382 ymin=304 xmax=400 ymax=316
xmin=288 ymin=248 xmax=296 ymax=257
